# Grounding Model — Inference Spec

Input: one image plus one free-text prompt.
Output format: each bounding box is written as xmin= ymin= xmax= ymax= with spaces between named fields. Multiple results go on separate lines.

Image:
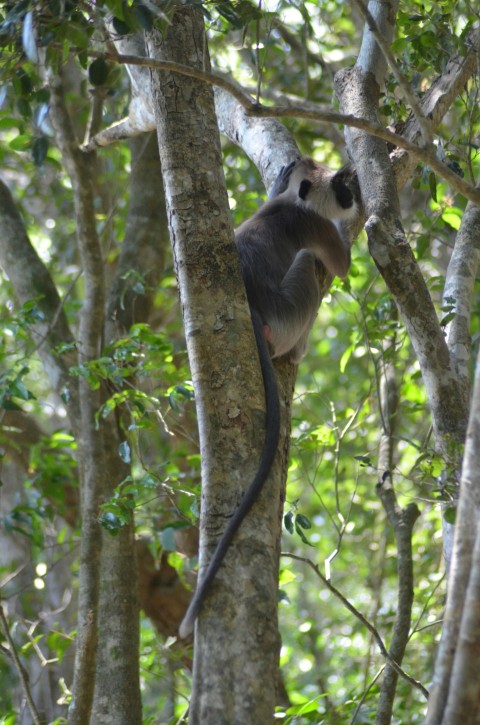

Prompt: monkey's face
xmin=289 ymin=158 xmax=357 ymax=222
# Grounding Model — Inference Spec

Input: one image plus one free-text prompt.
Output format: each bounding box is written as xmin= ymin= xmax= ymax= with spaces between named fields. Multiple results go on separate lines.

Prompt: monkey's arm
xmin=307 ymin=217 xmax=351 ymax=278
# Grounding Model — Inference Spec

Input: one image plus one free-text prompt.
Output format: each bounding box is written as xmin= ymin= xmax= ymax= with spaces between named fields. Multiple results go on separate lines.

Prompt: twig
xmin=351 ymin=666 xmax=385 ymax=724
xmin=0 ymin=606 xmax=42 ymax=725
xmin=282 ymin=552 xmax=429 ymax=699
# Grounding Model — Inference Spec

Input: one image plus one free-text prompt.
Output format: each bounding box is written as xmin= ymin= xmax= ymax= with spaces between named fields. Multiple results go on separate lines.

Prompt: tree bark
xmin=47 ymin=76 xmax=142 ymax=725
xmin=434 ymin=347 xmax=480 ymax=723
xmin=426 ymin=191 xmax=480 ymax=722
xmin=146 ymin=6 xmax=289 ymax=722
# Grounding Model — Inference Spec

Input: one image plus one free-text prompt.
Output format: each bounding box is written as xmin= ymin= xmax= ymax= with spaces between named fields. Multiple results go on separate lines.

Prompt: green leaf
xmin=278 ymin=589 xmax=289 ymax=603
xmin=0 ymin=117 xmax=22 ymax=129
xmin=99 ymin=511 xmax=124 ymax=534
xmin=107 ymin=0 xmax=126 ymax=20
xmin=295 ymin=514 xmax=312 ymax=530
xmin=0 ymin=711 xmax=17 ymax=724
xmin=286 ymin=696 xmax=326 ymax=715
xmin=88 ymin=58 xmax=109 ymax=87
xmin=133 ymin=4 xmax=153 ymax=31
xmin=10 ymin=380 xmax=34 ymax=400
xmin=340 ymin=343 xmax=354 ymax=373
xmin=32 ymin=136 xmax=49 ymax=166
xmin=355 ymin=454 xmax=372 ymax=467
xmin=284 ymin=510 xmax=294 ymax=534
xmin=45 ymin=630 xmax=74 ymax=662
xmin=9 ymin=133 xmax=30 ymax=151
xmin=444 ymin=506 xmax=456 ymax=525
xmin=440 ymin=311 xmax=456 ymax=327
xmin=295 ymin=520 xmax=314 ymax=546
xmin=442 ymin=210 xmax=462 ymax=230
xmin=160 ymin=526 xmax=176 ymax=551
xmin=1 ymin=397 xmax=22 ymax=411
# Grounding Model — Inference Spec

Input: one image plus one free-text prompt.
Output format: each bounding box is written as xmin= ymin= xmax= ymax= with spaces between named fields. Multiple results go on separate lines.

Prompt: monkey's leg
xmin=269 ymin=249 xmax=320 ymax=359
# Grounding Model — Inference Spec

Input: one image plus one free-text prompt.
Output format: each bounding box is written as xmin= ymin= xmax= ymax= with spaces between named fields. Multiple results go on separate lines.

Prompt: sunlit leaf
xmin=118 ymin=441 xmax=131 ymax=463
xmin=22 ymin=11 xmax=38 ymax=62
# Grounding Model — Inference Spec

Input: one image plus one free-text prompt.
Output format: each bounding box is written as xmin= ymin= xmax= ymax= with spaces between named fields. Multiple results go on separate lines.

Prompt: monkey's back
xmin=235 ymin=197 xmax=349 ymax=315
xmin=235 ymin=199 xmax=306 ymax=311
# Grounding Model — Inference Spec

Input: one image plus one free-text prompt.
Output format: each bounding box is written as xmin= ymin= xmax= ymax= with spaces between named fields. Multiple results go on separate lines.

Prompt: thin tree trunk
xmin=48 ymin=75 xmax=142 ymax=725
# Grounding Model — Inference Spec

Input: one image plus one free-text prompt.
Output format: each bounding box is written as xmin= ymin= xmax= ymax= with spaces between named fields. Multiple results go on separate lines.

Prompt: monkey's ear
xmin=298 ymin=179 xmax=312 ymax=200
xmin=268 ymin=161 xmax=297 ymax=200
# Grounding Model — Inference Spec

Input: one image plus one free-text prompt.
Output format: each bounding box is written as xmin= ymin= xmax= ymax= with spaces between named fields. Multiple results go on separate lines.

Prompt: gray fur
xmin=236 ymin=157 xmax=356 ymax=361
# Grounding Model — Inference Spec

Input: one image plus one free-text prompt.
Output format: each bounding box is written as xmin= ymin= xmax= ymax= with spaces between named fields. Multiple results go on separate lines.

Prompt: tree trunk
xmin=46 ymin=75 xmax=143 ymax=725
xmin=146 ymin=6 xmax=289 ymax=722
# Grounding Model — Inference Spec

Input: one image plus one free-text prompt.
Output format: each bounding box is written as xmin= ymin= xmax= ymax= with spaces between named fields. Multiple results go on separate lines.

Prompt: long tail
xmin=179 ymin=309 xmax=281 ymax=639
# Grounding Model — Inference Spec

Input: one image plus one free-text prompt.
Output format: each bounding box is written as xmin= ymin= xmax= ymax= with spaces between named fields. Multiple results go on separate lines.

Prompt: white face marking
xmin=287 ymin=165 xmax=356 ymax=221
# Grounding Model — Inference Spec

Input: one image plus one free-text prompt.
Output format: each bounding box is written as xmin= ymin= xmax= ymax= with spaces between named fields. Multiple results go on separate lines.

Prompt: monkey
xmin=236 ymin=157 xmax=355 ymax=362
xmin=178 ymin=157 xmax=356 ymax=639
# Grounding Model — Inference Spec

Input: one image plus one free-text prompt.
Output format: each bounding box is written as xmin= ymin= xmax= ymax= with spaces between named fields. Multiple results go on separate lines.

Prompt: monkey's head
xmin=288 ymin=157 xmax=357 ymax=222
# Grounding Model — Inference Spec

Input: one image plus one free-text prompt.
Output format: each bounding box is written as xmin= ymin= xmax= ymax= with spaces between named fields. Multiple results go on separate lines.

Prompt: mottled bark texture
xmin=426 ymin=195 xmax=480 ymax=723
xmin=47 ymin=78 xmax=142 ymax=725
xmin=443 ymin=196 xmax=480 ymax=398
xmin=146 ymin=6 xmax=288 ymax=723
xmin=427 ymin=347 xmax=480 ymax=724
xmin=91 ymin=443 xmax=141 ymax=725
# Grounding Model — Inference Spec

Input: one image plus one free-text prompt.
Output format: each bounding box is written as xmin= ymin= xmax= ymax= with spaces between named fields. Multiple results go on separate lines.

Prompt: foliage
xmin=0 ymin=0 xmax=478 ymax=722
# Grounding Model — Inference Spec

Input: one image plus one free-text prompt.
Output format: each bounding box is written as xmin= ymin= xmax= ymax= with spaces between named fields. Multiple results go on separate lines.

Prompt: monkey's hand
xmin=268 ymin=160 xmax=297 ymax=200
xmin=263 ymin=323 xmax=273 ymax=342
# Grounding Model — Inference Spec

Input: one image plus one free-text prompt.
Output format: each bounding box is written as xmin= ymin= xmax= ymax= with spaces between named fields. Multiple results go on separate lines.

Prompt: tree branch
xmin=336 ymin=54 xmax=469 ymax=452
xmin=0 ymin=606 xmax=42 ymax=725
xmin=82 ymin=49 xmax=480 ymax=204
xmin=371 ymin=304 xmax=422 ymax=723
xmin=392 ymin=42 xmax=478 ymax=187
xmin=427 ymin=342 xmax=480 ymax=722
xmin=104 ymin=133 xmax=167 ymax=341
xmin=48 ymin=75 xmax=107 ymax=725
xmin=48 ymin=75 xmax=105 ymax=361
xmin=352 ymin=0 xmax=433 ymax=145
xmin=443 ymin=188 xmax=480 ymax=398
xmin=375 ymin=476 xmax=421 ymax=723
xmin=0 ymin=180 xmax=80 ymax=426
xmin=282 ymin=553 xmax=428 ymax=699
